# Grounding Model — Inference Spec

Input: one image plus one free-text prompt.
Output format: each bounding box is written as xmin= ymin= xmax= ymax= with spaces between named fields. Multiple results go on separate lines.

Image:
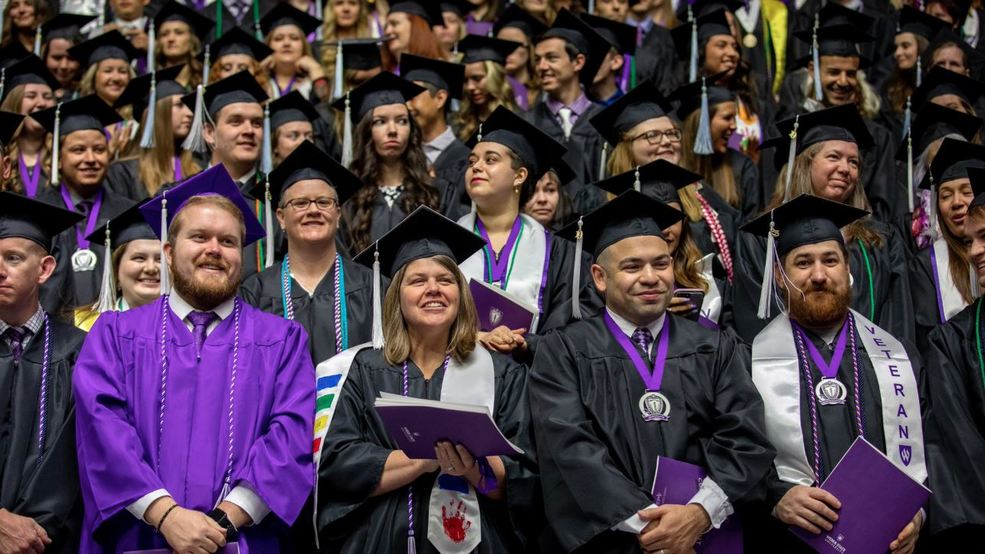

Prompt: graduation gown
xmin=104 ymin=159 xmax=149 ymax=202
xmin=433 ymin=139 xmax=472 ymax=221
xmin=731 ymin=222 xmax=916 ymax=345
xmin=239 ymin=254 xmax=380 ymax=365
xmin=317 ymin=348 xmax=539 ymax=553
xmin=908 ymin=242 xmax=972 ymax=352
xmin=726 ymin=149 xmax=765 ymax=222
xmin=239 ymin=174 xmax=285 ymax=280
xmin=635 ymin=25 xmax=681 ymax=97
xmin=340 ymin=186 xmax=427 ymax=254
xmin=73 ymin=298 xmax=315 ymax=552
xmin=0 ymin=318 xmax=85 ymax=553
xmin=523 ymin=100 xmax=606 ymax=199
xmin=529 ymin=314 xmax=774 ymax=553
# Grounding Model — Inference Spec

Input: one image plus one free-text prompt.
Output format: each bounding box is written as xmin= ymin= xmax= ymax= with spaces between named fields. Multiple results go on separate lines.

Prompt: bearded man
xmin=71 ymin=165 xmax=315 ymax=552
xmin=744 ymin=194 xmax=927 ymax=554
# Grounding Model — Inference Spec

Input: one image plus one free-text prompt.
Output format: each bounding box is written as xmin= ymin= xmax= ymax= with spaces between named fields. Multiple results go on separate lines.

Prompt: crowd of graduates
xmin=2 ymin=0 xmax=985 ymax=552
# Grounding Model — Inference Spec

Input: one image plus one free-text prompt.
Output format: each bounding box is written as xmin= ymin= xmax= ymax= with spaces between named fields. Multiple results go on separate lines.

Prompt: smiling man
xmin=530 ymin=190 xmax=773 ymax=553
xmin=72 ymin=164 xmax=315 ymax=553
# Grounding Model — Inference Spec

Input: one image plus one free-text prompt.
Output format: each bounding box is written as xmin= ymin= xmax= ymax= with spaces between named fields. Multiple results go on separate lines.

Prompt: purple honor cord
xmin=58 ymin=185 xmax=104 ymax=249
xmin=602 ymin=311 xmax=671 ymax=391
xmin=475 ymin=215 xmax=522 ymax=287
xmin=18 ymin=155 xmax=40 ymax=198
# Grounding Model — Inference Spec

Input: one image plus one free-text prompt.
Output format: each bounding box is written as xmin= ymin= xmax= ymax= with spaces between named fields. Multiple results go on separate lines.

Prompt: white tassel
xmin=633 ymin=165 xmax=641 ymax=192
xmin=261 ymin=102 xmax=273 ymax=174
xmin=902 ymin=96 xmax=911 ymax=139
xmin=407 ymin=537 xmax=417 ymax=554
xmin=757 ymin=220 xmax=778 ymax=320
xmin=182 ymin=84 xmax=206 ymax=152
xmin=972 ymin=262 xmax=981 ymax=298
xmin=95 ymin=224 xmax=117 ymax=313
xmin=315 ymin=0 xmax=324 ymax=41
xmin=371 ymin=248 xmax=384 ymax=348
xmin=0 ymin=67 xmax=6 ymax=103
xmin=97 ymin=0 xmax=106 ymax=28
xmin=139 ymin=75 xmax=157 ymax=148
xmin=929 ymin=178 xmax=939 ymax=240
xmin=783 ymin=115 xmax=799 ymax=202
xmin=0 ymin=5 xmax=5 ymax=47
xmin=598 ymin=142 xmax=608 ymax=180
xmin=201 ymin=44 xmax=210 ymax=86
xmin=333 ymin=41 xmax=344 ymax=100
xmin=51 ymin=104 xmax=60 ymax=185
xmin=341 ymin=92 xmax=353 ymax=167
xmin=693 ymin=77 xmax=713 ymax=155
xmin=688 ymin=8 xmax=698 ymax=83
xmin=811 ymin=15 xmax=822 ymax=102
xmin=906 ymin=133 xmax=914 ymax=213
xmin=264 ymin=177 xmax=274 ymax=268
xmin=33 ymin=27 xmax=41 ymax=56
xmin=160 ymin=191 xmax=171 ymax=295
xmin=588 ymin=0 xmax=595 ymax=14
xmin=916 ymin=55 xmax=922 ymax=88
xmin=571 ymin=217 xmax=584 ymax=320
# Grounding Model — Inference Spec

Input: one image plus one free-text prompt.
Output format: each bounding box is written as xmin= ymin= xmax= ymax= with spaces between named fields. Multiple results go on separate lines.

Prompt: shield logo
xmin=489 ymin=308 xmax=503 ymax=326
xmin=900 ymin=445 xmax=912 ymax=465
xmin=821 ymin=381 xmax=839 ymax=398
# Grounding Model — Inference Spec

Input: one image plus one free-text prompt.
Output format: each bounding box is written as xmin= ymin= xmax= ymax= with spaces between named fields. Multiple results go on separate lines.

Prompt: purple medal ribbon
xmin=602 ymin=311 xmax=671 ymax=391
xmin=59 ymin=186 xmax=104 ymax=249
xmin=18 ymin=155 xmax=41 ymax=198
xmin=173 ymin=156 xmax=183 ymax=182
xmin=507 ymin=76 xmax=529 ymax=111
xmin=475 ymin=216 xmax=522 ymax=288
xmin=273 ymin=75 xmax=298 ymax=97
xmin=793 ymin=319 xmax=849 ymax=380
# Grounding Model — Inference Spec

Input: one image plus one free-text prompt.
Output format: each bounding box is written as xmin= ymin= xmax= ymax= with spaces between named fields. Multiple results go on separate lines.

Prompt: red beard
xmin=786 ymin=283 xmax=852 ymax=329
xmin=170 ymin=257 xmax=240 ymax=310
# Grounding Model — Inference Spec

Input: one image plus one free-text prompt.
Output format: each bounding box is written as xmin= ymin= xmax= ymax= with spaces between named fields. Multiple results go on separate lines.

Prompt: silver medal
xmin=71 ymin=248 xmax=97 ymax=272
xmin=815 ymin=378 xmax=848 ymax=406
xmin=639 ymin=391 xmax=671 ymax=422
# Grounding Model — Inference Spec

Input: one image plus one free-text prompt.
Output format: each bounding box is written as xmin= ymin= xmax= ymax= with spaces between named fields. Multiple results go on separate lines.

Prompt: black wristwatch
xmin=206 ymin=508 xmax=240 ymax=541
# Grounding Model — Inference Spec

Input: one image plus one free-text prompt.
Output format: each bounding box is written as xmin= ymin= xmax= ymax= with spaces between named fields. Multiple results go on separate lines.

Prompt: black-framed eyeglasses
xmin=284 ymin=197 xmax=339 ymax=211
xmin=631 ymin=129 xmax=683 ymax=145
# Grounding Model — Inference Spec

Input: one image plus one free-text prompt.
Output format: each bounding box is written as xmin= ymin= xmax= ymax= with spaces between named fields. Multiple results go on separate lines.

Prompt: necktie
xmin=558 ymin=107 xmax=574 ymax=140
xmin=76 ymin=199 xmax=92 ymax=217
xmin=187 ymin=311 xmax=217 ymax=361
xmin=4 ymin=328 xmax=25 ymax=362
xmin=631 ymin=327 xmax=653 ymax=361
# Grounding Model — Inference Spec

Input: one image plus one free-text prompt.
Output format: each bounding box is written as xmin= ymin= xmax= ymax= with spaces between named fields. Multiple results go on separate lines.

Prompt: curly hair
xmin=454 ymin=60 xmax=518 ymax=141
xmin=346 ymin=106 xmax=440 ymax=253
xmin=0 ymin=84 xmax=52 ymax=194
xmin=379 ymin=13 xmax=445 ymax=71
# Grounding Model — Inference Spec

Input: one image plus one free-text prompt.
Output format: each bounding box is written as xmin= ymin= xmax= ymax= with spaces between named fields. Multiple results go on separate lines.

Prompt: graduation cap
xmin=556 ymin=189 xmax=685 ymax=318
xmin=457 ymin=34 xmax=522 ymax=65
xmin=259 ymin=2 xmax=322 ymax=37
xmin=328 ymin=37 xmax=387 ymax=100
xmin=668 ymin=73 xmax=734 ymax=155
xmin=968 ymin=166 xmax=985 ymax=209
xmin=579 ymin=12 xmax=637 ymax=55
xmin=68 ymin=30 xmax=140 ymax=67
xmin=330 ymin=72 xmax=425 ymax=166
xmin=353 ymin=205 xmax=485 ymax=346
xmin=592 ymin=159 xmax=701 ymax=204
xmin=671 ymin=8 xmax=732 ymax=82
xmin=589 ymin=80 xmax=674 ymax=146
xmin=925 ymin=28 xmax=985 ymax=71
xmin=538 ymin=8 xmax=610 ymax=86
xmin=388 ymin=0 xmax=443 ymax=26
xmin=465 ymin=105 xmax=568 ymax=182
xmin=0 ymin=54 xmax=59 ymax=101
xmin=268 ymin=90 xmax=320 ymax=130
xmin=154 ymin=0 xmax=214 ymax=41
xmin=911 ymin=66 xmax=985 ymax=111
xmin=741 ymin=193 xmax=868 ymax=319
xmin=0 ymin=111 xmax=24 ymax=146
xmin=180 ymin=70 xmax=268 ymax=155
xmin=0 ymin=191 xmax=83 ymax=252
xmin=899 ymin=102 xmax=981 ymax=161
xmin=493 ymin=3 xmax=548 ymax=39
xmin=39 ymin=13 xmax=97 ymax=43
xmin=440 ymin=0 xmax=474 ymax=17
xmin=400 ymin=54 xmax=465 ymax=99
xmin=114 ymin=64 xmax=186 ymax=121
xmin=32 ymin=94 xmax=123 ymax=186
xmin=85 ymin=200 xmax=159 ymax=313
xmin=205 ymin=26 xmax=273 ymax=62
xmin=923 ymin=137 xmax=985 ymax=188
xmin=0 ymin=42 xmax=29 ymax=69
xmin=690 ymin=0 xmax=745 ymax=17
xmin=897 ymin=5 xmax=948 ymax=42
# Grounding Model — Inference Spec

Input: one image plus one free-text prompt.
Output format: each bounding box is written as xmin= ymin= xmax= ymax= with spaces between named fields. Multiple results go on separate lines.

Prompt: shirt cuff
xmin=225 ymin=483 xmax=271 ymax=525
xmin=612 ymin=503 xmax=657 ymax=534
xmin=127 ymin=489 xmax=170 ymax=523
xmin=687 ymin=477 xmax=733 ymax=530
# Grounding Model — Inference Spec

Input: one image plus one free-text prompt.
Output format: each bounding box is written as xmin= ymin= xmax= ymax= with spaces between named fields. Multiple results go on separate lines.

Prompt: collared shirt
xmin=964 ymin=9 xmax=980 ymax=48
xmin=423 ymin=126 xmax=456 ymax=165
xmin=606 ymin=307 xmax=665 ymax=358
xmin=545 ymin=92 xmax=594 ymax=129
xmin=168 ymin=291 xmax=235 ymax=337
xmin=236 ymin=167 xmax=258 ymax=189
xmin=0 ymin=305 xmax=45 ymax=350
xmin=113 ymin=15 xmax=147 ymax=33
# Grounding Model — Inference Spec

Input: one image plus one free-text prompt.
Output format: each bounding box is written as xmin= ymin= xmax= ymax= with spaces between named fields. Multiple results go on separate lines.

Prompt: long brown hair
xmin=886 ymin=35 xmax=928 ymax=115
xmin=671 ymin=214 xmax=709 ymax=292
xmin=1 ymin=0 xmax=48 ymax=48
xmin=679 ymin=104 xmax=740 ymax=209
xmin=938 ymin=182 xmax=975 ymax=304
xmin=454 ymin=61 xmax=518 ymax=141
xmin=346 ymin=106 xmax=439 ymax=253
xmin=382 ymin=254 xmax=478 ymax=365
xmin=379 ymin=14 xmax=445 ymax=70
xmin=0 ymin=84 xmax=51 ymax=193
xmin=135 ymin=96 xmax=202 ymax=196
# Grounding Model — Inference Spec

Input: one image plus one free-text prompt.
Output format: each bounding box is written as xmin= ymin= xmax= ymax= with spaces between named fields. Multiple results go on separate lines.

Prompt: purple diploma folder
xmin=374 ymin=394 xmax=524 ymax=459
xmin=652 ymin=457 xmax=744 ymax=553
xmin=468 ymin=279 xmax=536 ymax=332
xmin=790 ymin=437 xmax=931 ymax=553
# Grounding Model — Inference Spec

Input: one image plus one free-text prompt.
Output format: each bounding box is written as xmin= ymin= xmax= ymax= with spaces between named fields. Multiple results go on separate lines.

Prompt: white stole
xmin=931 ymin=238 xmax=968 ymax=322
xmin=458 ymin=213 xmax=548 ymax=333
xmin=751 ymin=312 xmax=926 ymax=486
xmin=697 ymin=254 xmax=723 ymax=324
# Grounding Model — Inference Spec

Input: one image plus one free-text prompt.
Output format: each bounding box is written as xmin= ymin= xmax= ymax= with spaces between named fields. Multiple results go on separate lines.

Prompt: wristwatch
xmin=206 ymin=508 xmax=240 ymax=542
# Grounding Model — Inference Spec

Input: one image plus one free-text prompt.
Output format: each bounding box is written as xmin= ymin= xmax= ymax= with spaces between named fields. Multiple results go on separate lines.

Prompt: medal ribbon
xmin=59 ymin=185 xmax=104 ymax=249
xmin=793 ymin=318 xmax=849 ymax=379
xmin=602 ymin=311 xmax=671 ymax=391
xmin=18 ymin=154 xmax=41 ymax=198
xmin=475 ymin=216 xmax=523 ymax=289
xmin=273 ymin=75 xmax=298 ymax=97
xmin=173 ymin=156 xmax=183 ymax=182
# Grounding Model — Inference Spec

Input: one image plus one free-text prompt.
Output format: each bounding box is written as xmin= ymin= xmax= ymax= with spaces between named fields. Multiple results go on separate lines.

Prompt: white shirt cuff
xmin=225 ymin=483 xmax=271 ymax=525
xmin=127 ymin=489 xmax=170 ymax=523
xmin=612 ymin=503 xmax=657 ymax=534
xmin=687 ymin=476 xmax=733 ymax=529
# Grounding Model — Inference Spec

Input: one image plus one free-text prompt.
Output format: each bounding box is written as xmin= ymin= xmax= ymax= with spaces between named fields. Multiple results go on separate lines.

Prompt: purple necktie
xmin=631 ymin=327 xmax=653 ymax=360
xmin=4 ymin=328 xmax=25 ymax=361
xmin=187 ymin=311 xmax=217 ymax=361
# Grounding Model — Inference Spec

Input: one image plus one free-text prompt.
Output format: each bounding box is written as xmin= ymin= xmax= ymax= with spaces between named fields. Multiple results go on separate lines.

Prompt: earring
xmin=513 ymin=183 xmax=521 ymax=194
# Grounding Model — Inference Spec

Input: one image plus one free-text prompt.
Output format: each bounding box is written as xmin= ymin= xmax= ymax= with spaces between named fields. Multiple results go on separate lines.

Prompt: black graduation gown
xmin=340 ymin=187 xmax=421 ymax=254
xmin=433 ymin=139 xmax=471 ymax=221
xmin=907 ymin=245 xmax=966 ymax=353
xmin=239 ymin=254 xmax=380 ymax=365
xmin=731 ymin=222 xmax=916 ymax=346
xmin=727 ymin=149 xmax=765 ymax=222
xmin=523 ymin=100 xmax=606 ymax=199
xmin=528 ymin=314 xmax=774 ymax=553
xmin=36 ymin=184 xmax=133 ymax=309
xmin=921 ymin=301 xmax=985 ymax=548
xmin=104 ymin=158 xmax=149 ymax=202
xmin=0 ymin=318 xmax=85 ymax=553
xmin=238 ymin=174 xmax=286 ymax=280
xmin=635 ymin=25 xmax=681 ymax=97
xmin=318 ymin=348 xmax=539 ymax=553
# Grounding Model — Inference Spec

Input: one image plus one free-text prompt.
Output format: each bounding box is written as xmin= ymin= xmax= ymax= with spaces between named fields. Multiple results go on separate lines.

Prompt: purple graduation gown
xmin=73 ymin=297 xmax=315 ymax=553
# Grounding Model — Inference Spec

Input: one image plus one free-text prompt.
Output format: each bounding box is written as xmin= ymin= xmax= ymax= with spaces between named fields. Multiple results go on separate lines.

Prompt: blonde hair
xmin=455 ymin=61 xmax=518 ymax=141
xmin=207 ymin=57 xmax=271 ymax=91
xmin=382 ymin=255 xmax=478 ymax=365
xmin=679 ymin=104 xmax=740 ymax=209
xmin=320 ymin=0 xmax=375 ymax=73
xmin=155 ymin=30 xmax=204 ymax=88
xmin=135 ymin=96 xmax=202 ymax=196
xmin=79 ymin=60 xmax=138 ymax=99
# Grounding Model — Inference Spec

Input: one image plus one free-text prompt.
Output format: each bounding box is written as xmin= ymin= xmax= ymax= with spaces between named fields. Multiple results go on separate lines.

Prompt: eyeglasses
xmin=631 ymin=129 xmax=683 ymax=145
xmin=284 ymin=197 xmax=339 ymax=211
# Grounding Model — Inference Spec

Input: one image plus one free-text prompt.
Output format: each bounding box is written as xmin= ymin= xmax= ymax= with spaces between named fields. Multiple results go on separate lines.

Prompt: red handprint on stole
xmin=441 ymin=500 xmax=472 ymax=543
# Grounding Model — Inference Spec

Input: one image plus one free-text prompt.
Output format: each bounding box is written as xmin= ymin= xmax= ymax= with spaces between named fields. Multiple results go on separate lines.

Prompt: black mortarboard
xmin=400 ymin=54 xmax=465 ymax=99
xmin=668 ymin=75 xmax=735 ymax=120
xmin=261 ymin=140 xmax=363 ymax=207
xmin=32 ymin=94 xmax=123 ymax=136
xmin=814 ymin=2 xmax=875 ymax=30
xmin=539 ymin=8 xmax=610 ymax=85
xmin=330 ymin=38 xmax=385 ymax=71
xmin=0 ymin=111 xmax=24 ymax=145
xmin=68 ymin=30 xmax=140 ymax=66
xmin=912 ymin=66 xmax=985 ymax=110
xmin=457 ymin=34 xmax=522 ymax=65
xmin=671 ymin=8 xmax=732 ymax=61
xmin=592 ymin=160 xmax=701 ymax=204
xmin=205 ymin=26 xmax=273 ymax=61
xmin=922 ymin=137 xmax=985 ymax=189
xmin=330 ymin=71 xmax=425 ymax=122
xmin=268 ymin=90 xmax=320 ymax=129
xmin=579 ymin=12 xmax=637 ymax=55
xmin=556 ymin=189 xmax=685 ymax=258
xmin=154 ymin=0 xmax=214 ymax=40
xmin=0 ymin=191 xmax=83 ymax=251
xmin=589 ymin=80 xmax=674 ymax=146
xmin=353 ymin=205 xmax=485 ymax=278
xmin=742 ymin=193 xmax=868 ymax=257
xmin=388 ymin=0 xmax=443 ymax=26
xmin=690 ymin=0 xmax=745 ymax=17
xmin=925 ymin=28 xmax=985 ymax=69
xmin=0 ymin=43 xmax=29 ymax=68
xmin=114 ymin=64 xmax=186 ymax=118
xmin=440 ymin=0 xmax=474 ymax=17
xmin=763 ymin=104 xmax=874 ymax=171
xmin=180 ymin=70 xmax=268 ymax=118
xmin=898 ymin=102 xmax=982 ymax=161
xmin=897 ymin=5 xmax=948 ymax=41
xmin=493 ymin=4 xmax=548 ymax=39
xmin=0 ymin=54 xmax=59 ymax=101
xmin=465 ymin=105 xmax=567 ymax=182
xmin=40 ymin=13 xmax=97 ymax=42
xmin=967 ymin=166 xmax=985 ymax=208
xmin=86 ymin=200 xmax=157 ymax=249
xmin=259 ymin=2 xmax=322 ymax=37
xmin=792 ymin=24 xmax=872 ymax=69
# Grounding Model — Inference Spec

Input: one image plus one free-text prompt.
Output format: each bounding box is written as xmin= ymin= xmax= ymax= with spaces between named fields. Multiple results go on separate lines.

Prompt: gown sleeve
xmin=17 ymin=411 xmax=81 ymax=549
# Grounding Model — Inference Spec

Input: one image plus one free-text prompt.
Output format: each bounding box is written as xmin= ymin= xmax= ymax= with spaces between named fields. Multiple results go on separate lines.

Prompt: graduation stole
xmin=459 ymin=213 xmax=551 ymax=333
xmin=696 ymin=253 xmax=723 ymax=327
xmin=929 ymin=238 xmax=969 ymax=324
xmin=751 ymin=311 xmax=926 ymax=486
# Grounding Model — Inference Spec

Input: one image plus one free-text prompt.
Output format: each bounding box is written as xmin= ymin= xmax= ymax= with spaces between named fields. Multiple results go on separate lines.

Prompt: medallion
xmin=71 ymin=248 xmax=97 ymax=272
xmin=639 ymin=391 xmax=671 ymax=422
xmin=743 ymin=33 xmax=758 ymax=49
xmin=815 ymin=378 xmax=848 ymax=406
